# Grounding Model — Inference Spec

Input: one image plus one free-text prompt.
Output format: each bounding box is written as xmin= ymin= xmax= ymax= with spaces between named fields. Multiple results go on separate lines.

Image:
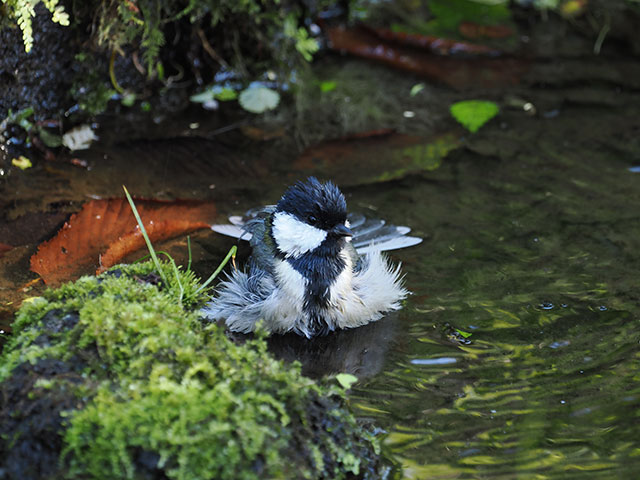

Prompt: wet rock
xmin=40 ymin=310 xmax=79 ymax=333
xmin=0 ymin=357 xmax=85 ymax=480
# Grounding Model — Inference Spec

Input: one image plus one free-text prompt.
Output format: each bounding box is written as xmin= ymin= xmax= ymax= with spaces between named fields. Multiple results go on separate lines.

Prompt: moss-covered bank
xmin=0 ymin=262 xmax=383 ymax=479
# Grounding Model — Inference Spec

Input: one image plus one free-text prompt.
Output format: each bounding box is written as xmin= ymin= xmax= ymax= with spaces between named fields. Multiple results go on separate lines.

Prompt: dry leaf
xmin=30 ymin=198 xmax=216 ymax=285
xmin=97 ymin=218 xmax=211 ymax=273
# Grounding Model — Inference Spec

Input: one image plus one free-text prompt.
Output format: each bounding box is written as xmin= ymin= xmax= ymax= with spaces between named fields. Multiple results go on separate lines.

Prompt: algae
xmin=0 ymin=261 xmax=382 ymax=479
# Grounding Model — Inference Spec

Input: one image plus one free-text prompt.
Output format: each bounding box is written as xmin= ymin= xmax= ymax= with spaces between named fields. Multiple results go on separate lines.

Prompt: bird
xmin=202 ymin=177 xmax=422 ymax=338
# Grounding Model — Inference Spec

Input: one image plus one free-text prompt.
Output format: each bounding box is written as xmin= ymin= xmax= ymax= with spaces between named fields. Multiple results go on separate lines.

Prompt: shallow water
xmin=2 ymin=54 xmax=640 ymax=478
xmin=344 ymin=107 xmax=640 ymax=477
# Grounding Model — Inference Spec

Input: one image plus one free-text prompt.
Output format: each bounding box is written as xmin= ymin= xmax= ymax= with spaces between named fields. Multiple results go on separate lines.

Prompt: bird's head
xmin=272 ymin=177 xmax=352 ymax=258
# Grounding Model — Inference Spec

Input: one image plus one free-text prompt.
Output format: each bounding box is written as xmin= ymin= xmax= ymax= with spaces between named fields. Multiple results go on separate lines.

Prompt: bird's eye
xmin=308 ymin=215 xmax=318 ymax=224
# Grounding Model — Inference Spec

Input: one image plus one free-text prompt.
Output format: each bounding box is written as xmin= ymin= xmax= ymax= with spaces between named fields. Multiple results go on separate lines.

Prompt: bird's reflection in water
xmin=266 ymin=314 xmax=398 ymax=379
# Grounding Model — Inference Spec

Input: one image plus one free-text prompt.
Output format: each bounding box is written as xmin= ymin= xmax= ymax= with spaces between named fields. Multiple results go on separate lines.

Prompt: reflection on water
xmin=267 ymin=315 xmax=397 ymax=379
xmin=343 ymin=108 xmax=640 ymax=478
xmin=354 ymin=296 xmax=640 ymax=478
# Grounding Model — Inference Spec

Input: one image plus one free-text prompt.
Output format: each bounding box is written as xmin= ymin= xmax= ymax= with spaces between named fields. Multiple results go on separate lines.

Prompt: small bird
xmin=203 ymin=177 xmax=422 ymax=338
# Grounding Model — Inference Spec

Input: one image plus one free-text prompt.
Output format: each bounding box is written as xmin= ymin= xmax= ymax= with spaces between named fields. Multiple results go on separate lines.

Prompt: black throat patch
xmin=285 ymin=240 xmax=347 ymax=336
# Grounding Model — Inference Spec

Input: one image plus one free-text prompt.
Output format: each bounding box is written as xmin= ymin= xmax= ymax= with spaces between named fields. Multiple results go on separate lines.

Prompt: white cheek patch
xmin=272 ymin=212 xmax=327 ymax=258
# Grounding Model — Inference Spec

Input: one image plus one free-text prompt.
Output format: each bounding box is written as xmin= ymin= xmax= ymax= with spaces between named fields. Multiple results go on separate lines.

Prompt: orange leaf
xmin=97 ymin=219 xmax=211 ymax=274
xmin=30 ymin=198 xmax=216 ymax=285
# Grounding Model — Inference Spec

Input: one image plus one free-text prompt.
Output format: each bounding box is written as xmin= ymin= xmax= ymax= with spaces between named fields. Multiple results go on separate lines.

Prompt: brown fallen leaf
xmin=325 ymin=25 xmax=528 ymax=89
xmin=367 ymin=26 xmax=503 ymax=55
xmin=97 ymin=218 xmax=211 ymax=274
xmin=30 ymin=198 xmax=216 ymax=285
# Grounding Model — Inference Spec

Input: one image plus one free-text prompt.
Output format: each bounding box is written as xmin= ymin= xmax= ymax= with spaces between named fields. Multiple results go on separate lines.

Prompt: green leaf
xmin=6 ymin=107 xmax=35 ymax=131
xmin=155 ymin=61 xmax=165 ymax=81
xmin=336 ymin=373 xmax=358 ymax=389
xmin=8 ymin=107 xmax=34 ymax=123
xmin=320 ymin=81 xmax=337 ymax=93
xmin=450 ymin=100 xmax=499 ymax=133
xmin=238 ymin=87 xmax=280 ymax=114
xmin=295 ymin=34 xmax=319 ymax=62
xmin=37 ymin=128 xmax=62 ymax=148
xmin=121 ymin=92 xmax=136 ymax=107
xmin=410 ymin=83 xmax=426 ymax=96
xmin=12 ymin=156 xmax=32 ymax=170
xmin=214 ymin=87 xmax=238 ymax=101
xmin=284 ymin=14 xmax=319 ymax=62
xmin=190 ymin=86 xmax=238 ymax=104
xmin=455 ymin=328 xmax=473 ymax=338
xmin=190 ymin=90 xmax=215 ymax=103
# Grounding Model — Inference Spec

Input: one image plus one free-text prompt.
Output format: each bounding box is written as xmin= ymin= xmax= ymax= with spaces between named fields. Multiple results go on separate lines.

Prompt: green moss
xmin=1 ymin=261 xmax=382 ymax=479
xmin=70 ymin=66 xmax=117 ymax=115
xmin=3 ymin=262 xmax=210 ymax=381
xmin=62 ymin=348 xmax=300 ymax=479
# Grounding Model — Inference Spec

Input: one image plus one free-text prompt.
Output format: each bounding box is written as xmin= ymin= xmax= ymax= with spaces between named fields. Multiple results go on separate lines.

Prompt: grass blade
xmin=122 ymin=185 xmax=169 ymax=287
xmin=195 ymin=245 xmax=237 ymax=294
xmin=187 ymin=236 xmax=192 ymax=271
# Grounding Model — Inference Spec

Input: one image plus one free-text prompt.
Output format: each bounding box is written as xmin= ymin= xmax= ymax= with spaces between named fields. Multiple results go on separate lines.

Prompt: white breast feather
xmin=327 ymin=248 xmax=407 ymax=329
xmin=260 ymin=259 xmax=308 ymax=333
xmin=272 ymin=212 xmax=327 ymax=258
xmin=204 ymin=246 xmax=407 ymax=336
xmin=328 ymin=249 xmax=355 ymax=309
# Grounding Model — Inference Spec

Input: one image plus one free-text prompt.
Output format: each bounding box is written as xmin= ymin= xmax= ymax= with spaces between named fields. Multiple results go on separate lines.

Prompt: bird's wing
xmin=210 ymin=205 xmax=276 ymax=241
xmin=211 ymin=208 xmax=422 ymax=253
xmin=210 ymin=223 xmax=250 ymax=240
xmin=246 ymin=207 xmax=279 ymax=273
xmin=348 ymin=212 xmax=422 ymax=253
xmin=211 ymin=206 xmax=278 ymax=273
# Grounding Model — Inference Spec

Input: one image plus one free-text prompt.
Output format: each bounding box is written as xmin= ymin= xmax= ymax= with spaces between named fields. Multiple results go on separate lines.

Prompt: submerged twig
xmin=109 ymin=49 xmax=125 ymax=94
xmin=197 ymin=28 xmax=229 ymax=68
xmin=593 ymin=12 xmax=611 ymax=55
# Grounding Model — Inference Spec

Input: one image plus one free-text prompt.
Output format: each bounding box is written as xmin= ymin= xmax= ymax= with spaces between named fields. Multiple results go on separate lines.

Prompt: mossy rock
xmin=0 ymin=262 xmax=382 ymax=479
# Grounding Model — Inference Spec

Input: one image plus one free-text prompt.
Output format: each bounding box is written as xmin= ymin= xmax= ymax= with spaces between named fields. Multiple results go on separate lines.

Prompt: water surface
xmin=1 ymin=55 xmax=639 ymax=479
xmin=345 ymin=102 xmax=640 ymax=478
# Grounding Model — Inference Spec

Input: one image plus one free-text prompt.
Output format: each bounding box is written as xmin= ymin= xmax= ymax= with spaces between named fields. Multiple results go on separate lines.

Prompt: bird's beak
xmin=332 ymin=224 xmax=353 ymax=238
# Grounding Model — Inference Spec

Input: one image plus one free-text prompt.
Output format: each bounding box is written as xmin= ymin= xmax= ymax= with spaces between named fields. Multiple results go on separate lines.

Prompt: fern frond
xmin=6 ymin=0 xmax=70 ymax=52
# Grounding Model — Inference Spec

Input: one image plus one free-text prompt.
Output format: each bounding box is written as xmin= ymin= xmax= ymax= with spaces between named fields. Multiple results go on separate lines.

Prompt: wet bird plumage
xmin=203 ymin=177 xmax=420 ymax=338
